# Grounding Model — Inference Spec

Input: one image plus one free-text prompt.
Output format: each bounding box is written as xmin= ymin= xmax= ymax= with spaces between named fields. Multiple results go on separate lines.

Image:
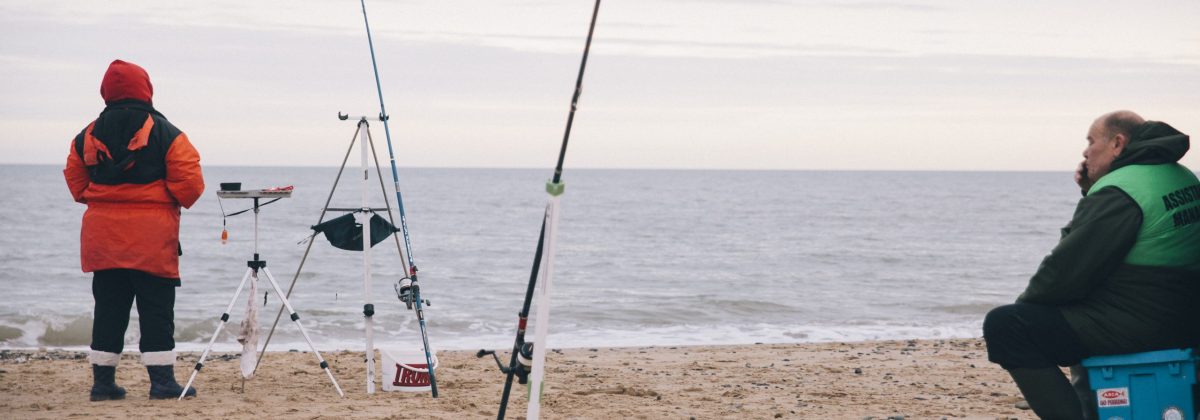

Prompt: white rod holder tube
xmin=527 ymin=194 xmax=562 ymax=419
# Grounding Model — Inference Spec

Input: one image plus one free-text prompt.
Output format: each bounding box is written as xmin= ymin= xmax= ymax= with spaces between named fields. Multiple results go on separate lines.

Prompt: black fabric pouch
xmin=311 ymin=213 xmax=398 ymax=251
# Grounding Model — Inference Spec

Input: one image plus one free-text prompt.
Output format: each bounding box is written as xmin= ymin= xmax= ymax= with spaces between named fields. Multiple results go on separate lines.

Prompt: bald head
xmin=1093 ymin=110 xmax=1145 ymax=142
xmin=1081 ymin=110 xmax=1143 ymax=186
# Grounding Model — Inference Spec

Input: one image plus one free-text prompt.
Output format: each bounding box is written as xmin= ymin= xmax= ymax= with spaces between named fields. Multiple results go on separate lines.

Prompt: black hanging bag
xmin=311 ymin=213 xmax=398 ymax=251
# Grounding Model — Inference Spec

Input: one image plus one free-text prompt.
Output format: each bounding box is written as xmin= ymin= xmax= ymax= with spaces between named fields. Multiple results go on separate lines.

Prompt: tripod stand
xmin=180 ymin=191 xmax=345 ymax=400
xmin=254 ymin=114 xmax=438 ymax=396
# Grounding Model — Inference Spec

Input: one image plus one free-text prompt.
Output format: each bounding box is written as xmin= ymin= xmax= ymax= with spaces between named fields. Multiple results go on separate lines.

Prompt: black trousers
xmin=983 ymin=303 xmax=1091 ymax=369
xmin=90 ymin=269 xmax=178 ymax=354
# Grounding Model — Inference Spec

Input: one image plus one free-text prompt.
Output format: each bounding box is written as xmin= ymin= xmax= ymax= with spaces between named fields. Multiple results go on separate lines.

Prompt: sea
xmin=0 ymin=165 xmax=1084 ymax=352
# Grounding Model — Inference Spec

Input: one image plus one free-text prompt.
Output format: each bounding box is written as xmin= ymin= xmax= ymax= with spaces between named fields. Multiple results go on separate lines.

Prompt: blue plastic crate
xmin=1081 ymin=348 xmax=1198 ymax=420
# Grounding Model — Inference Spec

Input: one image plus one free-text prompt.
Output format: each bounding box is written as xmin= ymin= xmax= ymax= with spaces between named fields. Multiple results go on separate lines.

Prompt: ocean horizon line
xmin=1 ymin=162 xmax=1075 ymax=174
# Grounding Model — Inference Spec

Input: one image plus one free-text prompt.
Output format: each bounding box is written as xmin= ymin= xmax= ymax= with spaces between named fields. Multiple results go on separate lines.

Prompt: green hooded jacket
xmin=1017 ymin=121 xmax=1200 ymax=355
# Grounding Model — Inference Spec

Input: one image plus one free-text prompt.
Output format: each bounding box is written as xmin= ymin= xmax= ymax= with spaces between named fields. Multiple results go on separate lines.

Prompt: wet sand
xmin=0 ymin=338 xmax=1034 ymax=419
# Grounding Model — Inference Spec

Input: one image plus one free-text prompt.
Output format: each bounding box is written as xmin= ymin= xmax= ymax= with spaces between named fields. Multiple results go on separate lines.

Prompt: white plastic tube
xmin=527 ymin=193 xmax=562 ymax=419
xmin=359 ymin=120 xmax=376 ymax=394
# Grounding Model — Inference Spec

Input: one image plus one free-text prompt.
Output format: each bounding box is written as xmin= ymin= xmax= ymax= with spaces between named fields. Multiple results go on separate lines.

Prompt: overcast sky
xmin=2 ymin=0 xmax=1198 ymax=170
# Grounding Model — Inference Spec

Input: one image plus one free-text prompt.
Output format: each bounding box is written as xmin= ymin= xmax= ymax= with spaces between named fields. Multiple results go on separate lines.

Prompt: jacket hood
xmin=100 ymin=60 xmax=153 ymax=105
xmin=1111 ymin=121 xmax=1190 ymax=170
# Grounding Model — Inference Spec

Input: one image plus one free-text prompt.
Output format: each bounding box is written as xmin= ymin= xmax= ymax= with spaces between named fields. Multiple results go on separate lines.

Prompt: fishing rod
xmin=251 ymin=1 xmax=438 ymax=396
xmin=358 ymin=0 xmax=438 ymax=397
xmin=476 ymin=1 xmax=601 ymax=418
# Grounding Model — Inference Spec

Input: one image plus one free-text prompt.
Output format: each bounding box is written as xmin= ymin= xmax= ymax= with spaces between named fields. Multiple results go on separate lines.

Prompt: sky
xmin=1 ymin=0 xmax=1198 ymax=171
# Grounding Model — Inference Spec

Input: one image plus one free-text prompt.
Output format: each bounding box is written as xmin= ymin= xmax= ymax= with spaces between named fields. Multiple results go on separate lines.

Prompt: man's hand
xmin=1075 ymin=160 xmax=1092 ymax=194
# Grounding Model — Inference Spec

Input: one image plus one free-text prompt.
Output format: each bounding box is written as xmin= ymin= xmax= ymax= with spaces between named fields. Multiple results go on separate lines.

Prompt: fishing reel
xmin=394 ymin=277 xmax=430 ymax=310
xmin=476 ymin=341 xmax=535 ymax=384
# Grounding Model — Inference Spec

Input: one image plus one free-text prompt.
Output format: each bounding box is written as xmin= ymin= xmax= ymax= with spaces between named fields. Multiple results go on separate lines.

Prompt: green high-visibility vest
xmin=1087 ymin=163 xmax=1200 ymax=270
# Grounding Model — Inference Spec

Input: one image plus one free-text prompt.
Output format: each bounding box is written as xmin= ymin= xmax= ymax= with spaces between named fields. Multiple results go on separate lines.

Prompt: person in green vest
xmin=983 ymin=110 xmax=1200 ymax=420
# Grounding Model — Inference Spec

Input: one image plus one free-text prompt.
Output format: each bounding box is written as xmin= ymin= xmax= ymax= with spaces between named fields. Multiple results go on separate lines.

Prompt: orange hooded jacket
xmin=64 ymin=60 xmax=205 ymax=280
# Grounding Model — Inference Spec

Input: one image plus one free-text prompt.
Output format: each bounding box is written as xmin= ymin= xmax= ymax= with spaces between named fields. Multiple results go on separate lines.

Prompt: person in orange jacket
xmin=64 ymin=59 xmax=205 ymax=400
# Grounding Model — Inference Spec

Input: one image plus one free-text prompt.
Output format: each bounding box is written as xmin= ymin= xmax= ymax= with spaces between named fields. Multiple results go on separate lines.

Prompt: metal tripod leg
xmin=180 ymin=268 xmax=255 ymax=400
xmin=260 ymin=267 xmax=346 ymax=397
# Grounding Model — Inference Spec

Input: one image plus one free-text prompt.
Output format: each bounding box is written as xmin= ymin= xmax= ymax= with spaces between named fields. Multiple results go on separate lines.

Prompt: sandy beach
xmin=0 ymin=338 xmax=1036 ymax=419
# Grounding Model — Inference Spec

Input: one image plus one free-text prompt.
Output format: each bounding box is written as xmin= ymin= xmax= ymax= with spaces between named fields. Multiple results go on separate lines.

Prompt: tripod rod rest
xmin=325 ymin=207 xmax=390 ymax=212
xmin=337 ymin=112 xmax=387 ymax=122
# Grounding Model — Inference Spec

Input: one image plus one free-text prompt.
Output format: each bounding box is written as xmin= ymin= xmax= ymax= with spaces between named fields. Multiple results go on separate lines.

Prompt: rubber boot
xmin=1070 ymin=365 xmax=1098 ymax=420
xmin=90 ymin=365 xmax=127 ymax=401
xmin=1008 ymin=367 xmax=1084 ymax=420
xmin=147 ymin=365 xmax=197 ymax=399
